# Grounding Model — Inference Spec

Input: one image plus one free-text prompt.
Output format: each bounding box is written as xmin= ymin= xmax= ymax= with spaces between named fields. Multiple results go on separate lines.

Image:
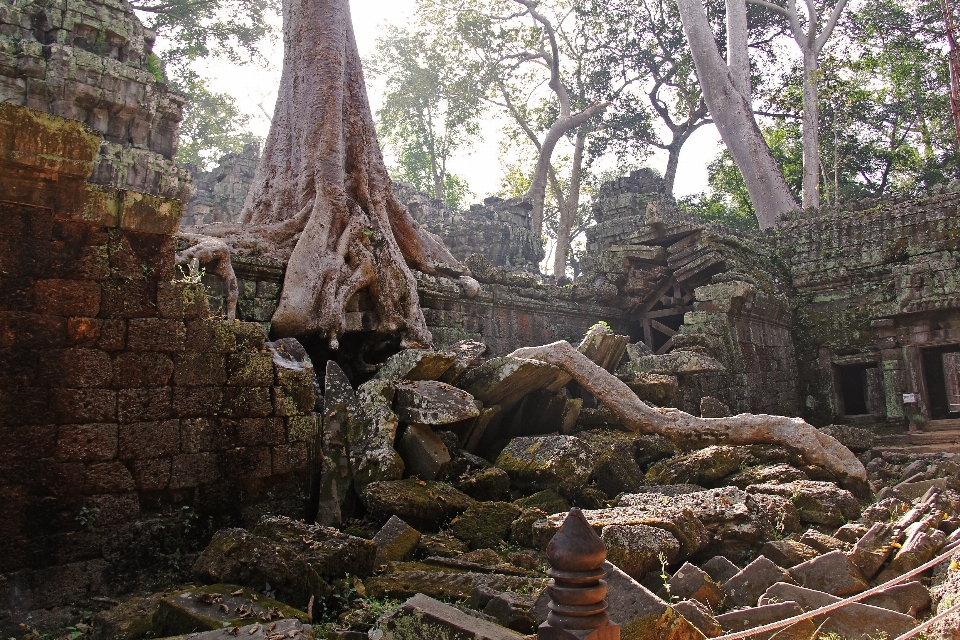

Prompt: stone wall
xmin=180 ymin=143 xmax=260 ymax=226
xmin=0 ymin=0 xmax=193 ymax=201
xmin=0 ymin=104 xmax=316 ymax=609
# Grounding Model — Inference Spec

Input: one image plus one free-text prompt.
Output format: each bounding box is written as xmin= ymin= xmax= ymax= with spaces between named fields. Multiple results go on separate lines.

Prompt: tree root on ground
xmin=509 ymin=340 xmax=868 ymax=492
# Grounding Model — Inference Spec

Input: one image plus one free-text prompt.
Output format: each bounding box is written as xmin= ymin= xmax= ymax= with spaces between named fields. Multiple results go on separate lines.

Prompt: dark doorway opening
xmin=922 ymin=345 xmax=960 ymax=419
xmin=835 ymin=362 xmax=882 ymax=416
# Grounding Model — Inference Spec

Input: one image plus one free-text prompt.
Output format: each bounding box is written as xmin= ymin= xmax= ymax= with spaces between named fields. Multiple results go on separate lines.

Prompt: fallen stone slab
xmin=363 ymin=479 xmax=474 ymax=531
xmin=667 ymin=563 xmax=722 ymax=612
xmin=846 ymin=521 xmax=896 ymax=579
xmin=622 ymin=372 xmax=678 ymax=406
xmin=482 ymin=591 xmax=537 ymax=634
xmin=759 ymin=540 xmax=819 ymax=568
xmin=746 ymin=481 xmax=861 ymax=527
xmin=349 ymin=379 xmax=405 ymax=492
xmin=514 ymin=489 xmax=570 ymax=515
xmin=495 ymin=435 xmax=598 ymax=495
xmin=153 ymin=585 xmax=309 ymax=637
xmin=454 ymin=467 xmax=511 ymax=502
xmin=701 ymin=556 xmax=740 ymax=585
xmin=787 ymin=550 xmax=868 ymax=596
xmin=876 ymin=516 xmax=947 ymax=583
xmin=576 ymin=430 xmax=647 ymax=497
xmin=438 ymin=340 xmax=488 ymax=385
xmin=860 ymin=580 xmax=930 ymax=617
xmin=819 ymin=424 xmax=875 ymax=453
xmin=375 ymin=349 xmax=457 ymax=382
xmin=891 ymin=477 xmax=949 ymax=502
xmin=317 ymin=360 xmax=355 ymax=526
xmin=834 ymin=522 xmax=870 ymax=543
xmin=451 ymin=501 xmax=523 ymax=550
xmin=153 ymin=619 xmax=312 ymax=640
xmin=396 ymin=423 xmax=450 ymax=480
xmin=715 ymin=601 xmax=815 ymax=640
xmin=725 ymin=463 xmax=808 ymax=489
xmin=370 ymin=593 xmax=524 ymax=640
xmin=798 ymin=529 xmax=847 ymax=554
xmin=459 ymin=356 xmax=570 ymax=413
xmin=373 ymin=516 xmax=421 ymax=565
xmin=699 ymin=396 xmax=729 ymax=418
xmin=645 ymin=446 xmax=742 ymax=486
xmin=393 ymin=380 xmax=480 ymax=425
xmin=364 ymin=564 xmax=546 ymax=602
xmin=721 ymin=556 xmax=795 ymax=609
xmin=578 ymin=322 xmax=630 ymax=371
xmin=617 ymin=350 xmax=726 ymax=376
xmin=672 ymin=599 xmax=721 ymax=638
xmin=602 ymin=523 xmax=682 ymax=580
xmin=759 ymin=581 xmax=917 ymax=639
xmin=530 ymin=561 xmax=704 ymax=640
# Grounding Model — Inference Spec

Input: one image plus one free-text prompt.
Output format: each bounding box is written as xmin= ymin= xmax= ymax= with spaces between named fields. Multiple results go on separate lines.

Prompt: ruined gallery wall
xmin=0 ymin=104 xmax=317 ymax=609
xmin=777 ymin=190 xmax=960 ymax=428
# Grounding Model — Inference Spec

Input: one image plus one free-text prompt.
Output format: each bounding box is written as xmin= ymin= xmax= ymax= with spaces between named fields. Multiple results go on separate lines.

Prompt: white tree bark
xmin=551 ymin=129 xmax=586 ymax=279
xmin=676 ymin=0 xmax=797 ymax=228
xmin=509 ymin=341 xmax=868 ymax=489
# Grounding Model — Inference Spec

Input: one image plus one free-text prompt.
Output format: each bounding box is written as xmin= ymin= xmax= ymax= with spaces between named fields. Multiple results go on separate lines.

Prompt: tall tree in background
xmin=130 ymin=0 xmax=277 ymax=168
xmin=368 ymin=26 xmax=486 ymax=210
xmin=676 ymin=0 xmax=797 ymax=227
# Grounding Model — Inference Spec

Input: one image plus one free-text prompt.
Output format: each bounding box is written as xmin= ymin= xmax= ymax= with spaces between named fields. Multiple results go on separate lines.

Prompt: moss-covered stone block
xmin=153 ymin=584 xmax=308 ymax=637
xmin=363 ymin=478 xmax=473 ymax=531
xmin=451 ymin=501 xmax=522 ymax=550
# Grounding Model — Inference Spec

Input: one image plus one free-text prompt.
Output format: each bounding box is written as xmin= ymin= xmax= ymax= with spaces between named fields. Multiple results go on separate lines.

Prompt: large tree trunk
xmin=551 ymin=130 xmax=586 ymax=279
xmin=676 ymin=0 xmax=797 ymax=228
xmin=218 ymin=0 xmax=464 ymax=347
xmin=510 ymin=341 xmax=868 ymax=492
xmin=801 ymin=49 xmax=821 ymax=210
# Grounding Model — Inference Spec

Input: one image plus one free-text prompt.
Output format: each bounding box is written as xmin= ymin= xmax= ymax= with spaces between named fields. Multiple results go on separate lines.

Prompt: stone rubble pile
xmin=88 ymin=323 xmax=960 ymax=639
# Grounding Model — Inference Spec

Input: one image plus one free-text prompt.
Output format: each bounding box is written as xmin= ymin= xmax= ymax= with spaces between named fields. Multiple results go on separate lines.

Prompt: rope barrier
xmin=892 ymin=600 xmax=960 ymax=640
xmin=708 ymin=540 xmax=960 ymax=640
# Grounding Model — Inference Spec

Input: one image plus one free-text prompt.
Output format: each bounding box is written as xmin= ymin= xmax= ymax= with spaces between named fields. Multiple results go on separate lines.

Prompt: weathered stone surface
xmin=375 ymin=349 xmax=457 ymax=381
xmin=699 ymin=396 xmax=730 ymax=418
xmin=645 ymin=446 xmax=741 ymax=486
xmin=578 ymin=322 xmax=630 ymax=371
xmin=373 ymin=516 xmax=421 ymax=565
xmin=820 ymin=424 xmax=875 ymax=453
xmin=452 ymin=502 xmax=523 ymax=550
xmin=153 ymin=619 xmax=312 ymax=640
xmin=349 ymin=379 xmax=404 ymax=493
xmin=191 ymin=519 xmax=376 ymax=609
xmin=267 ymin=338 xmax=316 ymax=416
xmin=758 ymin=540 xmax=819 ymax=569
xmin=365 ymin=563 xmax=545 ymax=602
xmin=397 ymin=424 xmax=451 ymax=481
xmin=459 ymin=356 xmax=570 ymax=412
xmin=667 ymin=563 xmax=722 ymax=611
xmin=317 ymin=360 xmax=354 ymax=526
xmin=759 ymin=582 xmax=918 ymax=639
xmin=531 ymin=561 xmax=704 ymax=640
xmin=617 ymin=350 xmax=725 ymax=376
xmin=725 ymin=464 xmax=808 ymax=489
xmin=746 ymin=481 xmax=861 ymax=527
xmin=495 ymin=435 xmax=598 ymax=495
xmin=437 ymin=340 xmax=488 ymax=385
xmin=370 ymin=593 xmax=524 ymax=640
xmin=834 ymin=523 xmax=870 ymax=543
xmin=153 ymin=585 xmax=308 ymax=636
xmin=876 ymin=518 xmax=947 ymax=583
xmin=417 ymin=532 xmax=470 ymax=558
xmin=393 ymin=380 xmax=480 ymax=425
xmin=578 ymin=430 xmax=646 ymax=497
xmin=513 ymin=489 xmax=570 ymax=515
xmin=672 ymin=600 xmax=721 ymax=638
xmin=454 ymin=467 xmax=511 ymax=502
xmin=846 ymin=522 xmax=896 ymax=579
xmin=363 ymin=479 xmax=473 ymax=531
xmin=787 ymin=550 xmax=868 ymax=596
xmin=602 ymin=524 xmax=681 ymax=580
xmin=860 ymin=580 xmax=930 ymax=617
xmin=482 ymin=591 xmax=537 ymax=634
xmin=798 ymin=529 xmax=847 ymax=554
xmin=701 ymin=556 xmax=740 ymax=586
xmin=721 ymin=556 xmax=794 ymax=609
xmin=621 ymin=372 xmax=678 ymax=406
xmin=715 ymin=601 xmax=815 ymax=640
xmin=92 ymin=593 xmax=163 ymax=640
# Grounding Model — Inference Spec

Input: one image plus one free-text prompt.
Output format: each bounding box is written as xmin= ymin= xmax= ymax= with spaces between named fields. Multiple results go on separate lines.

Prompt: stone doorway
xmin=921 ymin=344 xmax=960 ymax=420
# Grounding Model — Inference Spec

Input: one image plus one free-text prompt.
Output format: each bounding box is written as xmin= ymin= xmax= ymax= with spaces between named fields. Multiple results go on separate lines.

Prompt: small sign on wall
xmin=903 ymin=393 xmax=918 ymax=404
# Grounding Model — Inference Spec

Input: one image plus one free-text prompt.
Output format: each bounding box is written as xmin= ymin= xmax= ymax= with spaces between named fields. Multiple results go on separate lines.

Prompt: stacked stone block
xmin=0 ymin=0 xmax=192 ymax=201
xmin=181 ymin=143 xmax=261 ymax=225
xmin=0 ymin=103 xmax=316 ymax=607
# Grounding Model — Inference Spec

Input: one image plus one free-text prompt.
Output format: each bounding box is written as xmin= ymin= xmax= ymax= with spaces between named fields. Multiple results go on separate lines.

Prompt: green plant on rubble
xmin=75 ymin=506 xmax=100 ymax=531
xmin=657 ymin=552 xmax=675 ymax=603
xmin=176 ymin=259 xmax=205 ymax=284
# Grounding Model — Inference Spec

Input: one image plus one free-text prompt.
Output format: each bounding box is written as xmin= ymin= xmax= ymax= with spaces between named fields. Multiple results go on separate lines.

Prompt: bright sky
xmin=197 ymin=0 xmax=720 ymax=201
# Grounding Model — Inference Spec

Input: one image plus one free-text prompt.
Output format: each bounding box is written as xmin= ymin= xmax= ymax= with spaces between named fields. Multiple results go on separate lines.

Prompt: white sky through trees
xmin=197 ymin=0 xmax=718 ymax=201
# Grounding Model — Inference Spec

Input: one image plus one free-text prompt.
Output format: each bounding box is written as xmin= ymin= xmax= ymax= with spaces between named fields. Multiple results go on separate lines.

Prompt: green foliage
xmin=368 ymin=25 xmax=485 ymax=210
xmin=146 ymin=53 xmax=164 ymax=83
xmin=75 ymin=506 xmax=100 ymax=531
xmin=171 ymin=69 xmax=262 ymax=170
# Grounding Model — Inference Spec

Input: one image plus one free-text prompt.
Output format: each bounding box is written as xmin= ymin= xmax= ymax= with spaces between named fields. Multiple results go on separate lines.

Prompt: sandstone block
xmin=699 ymin=396 xmax=729 ymax=418
xmin=393 ymin=380 xmax=480 ymax=425
xmin=787 ymin=550 xmax=868 ymax=596
xmin=373 ymin=515 xmax=421 ymax=564
xmin=56 ymin=423 xmax=117 ymax=462
xmin=397 ymin=423 xmax=451 ymax=480
xmin=51 ymin=388 xmax=116 ymax=423
xmin=759 ymin=539 xmax=819 ymax=568
xmin=454 ymin=467 xmax=511 ymax=502
xmin=701 ymin=556 xmax=740 ymax=585
xmin=860 ymin=580 xmax=930 ymax=617
xmin=847 ymin=521 xmax=895 ymax=579
xmin=759 ymin=581 xmax=917 ymax=639
xmin=798 ymin=529 xmax=846 ymax=554
xmin=371 ymin=593 xmax=524 ymax=640
xmin=496 ymin=435 xmax=598 ymax=495
xmin=118 ymin=420 xmax=180 ymax=460
xmin=226 ymin=352 xmax=273 ymax=386
xmin=111 ymin=351 xmax=173 ymax=388
xmin=483 ymin=591 xmax=537 ymax=634
xmin=451 ymin=501 xmax=522 ymax=550
xmin=375 ymin=348 xmax=457 ymax=381
xmin=363 ymin=479 xmax=473 ymax=531
xmin=667 ymin=562 xmax=722 ymax=611
xmin=722 ymin=556 xmax=794 ymax=609
xmin=156 ymin=281 xmax=209 ymax=319
xmin=715 ymin=601 xmax=815 ymax=640
xmin=602 ymin=524 xmax=681 ymax=581
xmin=459 ymin=356 xmax=570 ymax=412
xmin=33 ymin=279 xmax=100 ymax=316
xmin=152 ymin=584 xmax=308 ymax=637
xmin=126 ymin=318 xmax=185 ymax=351
xmin=746 ymin=481 xmax=861 ymax=527
xmin=173 ymin=353 xmax=226 ymax=386
xmin=672 ymin=599 xmax=721 ymax=638
xmin=437 ymin=339 xmax=487 ymax=385
xmin=117 ymin=387 xmax=171 ymax=423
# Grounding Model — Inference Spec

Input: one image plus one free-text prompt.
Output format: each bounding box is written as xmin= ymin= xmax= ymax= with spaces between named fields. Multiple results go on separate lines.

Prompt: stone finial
xmin=539 ymin=508 xmax=620 ymax=640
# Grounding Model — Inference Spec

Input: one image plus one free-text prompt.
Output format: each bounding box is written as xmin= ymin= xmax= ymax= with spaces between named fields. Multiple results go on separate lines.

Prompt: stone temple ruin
xmin=5 ymin=1 xmax=960 ymax=639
